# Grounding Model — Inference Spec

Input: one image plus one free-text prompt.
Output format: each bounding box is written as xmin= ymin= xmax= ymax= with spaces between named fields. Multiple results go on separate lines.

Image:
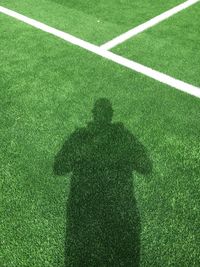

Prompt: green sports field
xmin=0 ymin=1 xmax=200 ymax=266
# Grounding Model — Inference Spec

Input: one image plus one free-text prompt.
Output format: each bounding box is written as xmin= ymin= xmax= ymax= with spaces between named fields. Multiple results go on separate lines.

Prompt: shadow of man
xmin=54 ymin=98 xmax=152 ymax=267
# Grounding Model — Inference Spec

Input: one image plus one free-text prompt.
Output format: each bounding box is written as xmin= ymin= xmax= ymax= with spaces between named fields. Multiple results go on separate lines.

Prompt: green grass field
xmin=113 ymin=2 xmax=200 ymax=87
xmin=0 ymin=1 xmax=200 ymax=266
xmin=0 ymin=0 xmax=183 ymax=44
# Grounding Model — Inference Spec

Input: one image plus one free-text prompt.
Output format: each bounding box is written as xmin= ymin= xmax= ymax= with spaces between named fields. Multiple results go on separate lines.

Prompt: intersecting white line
xmin=100 ymin=0 xmax=199 ymax=50
xmin=0 ymin=5 xmax=200 ymax=98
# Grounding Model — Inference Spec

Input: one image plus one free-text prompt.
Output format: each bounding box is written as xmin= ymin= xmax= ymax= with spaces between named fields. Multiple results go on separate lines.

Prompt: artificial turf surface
xmin=0 ymin=0 xmax=184 ymax=44
xmin=1 ymin=1 xmax=200 ymax=267
xmin=113 ymin=2 xmax=200 ymax=87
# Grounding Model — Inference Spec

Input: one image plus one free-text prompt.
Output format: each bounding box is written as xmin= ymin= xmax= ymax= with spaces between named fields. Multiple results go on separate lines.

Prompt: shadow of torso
xmin=54 ymin=121 xmax=152 ymax=267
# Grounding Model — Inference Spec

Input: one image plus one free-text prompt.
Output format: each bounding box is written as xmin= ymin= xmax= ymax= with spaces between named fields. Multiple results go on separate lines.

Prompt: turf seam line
xmin=100 ymin=0 xmax=199 ymax=50
xmin=0 ymin=6 xmax=200 ymax=98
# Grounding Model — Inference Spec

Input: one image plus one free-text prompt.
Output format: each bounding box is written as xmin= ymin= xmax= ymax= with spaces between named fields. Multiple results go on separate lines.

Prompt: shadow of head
xmin=54 ymin=98 xmax=152 ymax=266
xmin=92 ymin=98 xmax=113 ymax=124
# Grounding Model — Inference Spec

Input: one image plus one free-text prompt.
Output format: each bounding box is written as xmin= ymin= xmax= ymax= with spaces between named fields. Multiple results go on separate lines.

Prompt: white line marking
xmin=100 ymin=0 xmax=199 ymax=50
xmin=0 ymin=6 xmax=200 ymax=98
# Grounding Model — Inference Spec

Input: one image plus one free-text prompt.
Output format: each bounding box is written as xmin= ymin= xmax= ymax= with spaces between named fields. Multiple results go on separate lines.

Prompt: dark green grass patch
xmin=113 ymin=2 xmax=200 ymax=87
xmin=1 ymin=0 xmax=184 ymax=44
xmin=0 ymin=13 xmax=200 ymax=267
xmin=52 ymin=0 xmax=184 ymax=29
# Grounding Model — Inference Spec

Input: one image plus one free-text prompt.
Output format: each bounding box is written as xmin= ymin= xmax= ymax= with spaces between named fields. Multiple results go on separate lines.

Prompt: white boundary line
xmin=100 ymin=0 xmax=199 ymax=50
xmin=0 ymin=6 xmax=200 ymax=98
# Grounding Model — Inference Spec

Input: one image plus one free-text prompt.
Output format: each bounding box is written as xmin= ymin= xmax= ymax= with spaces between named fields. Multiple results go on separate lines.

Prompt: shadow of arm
xmin=53 ymin=128 xmax=87 ymax=176
xmin=133 ymin=140 xmax=152 ymax=175
xmin=53 ymin=130 xmax=80 ymax=176
xmin=116 ymin=124 xmax=152 ymax=175
xmin=53 ymin=139 xmax=72 ymax=176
